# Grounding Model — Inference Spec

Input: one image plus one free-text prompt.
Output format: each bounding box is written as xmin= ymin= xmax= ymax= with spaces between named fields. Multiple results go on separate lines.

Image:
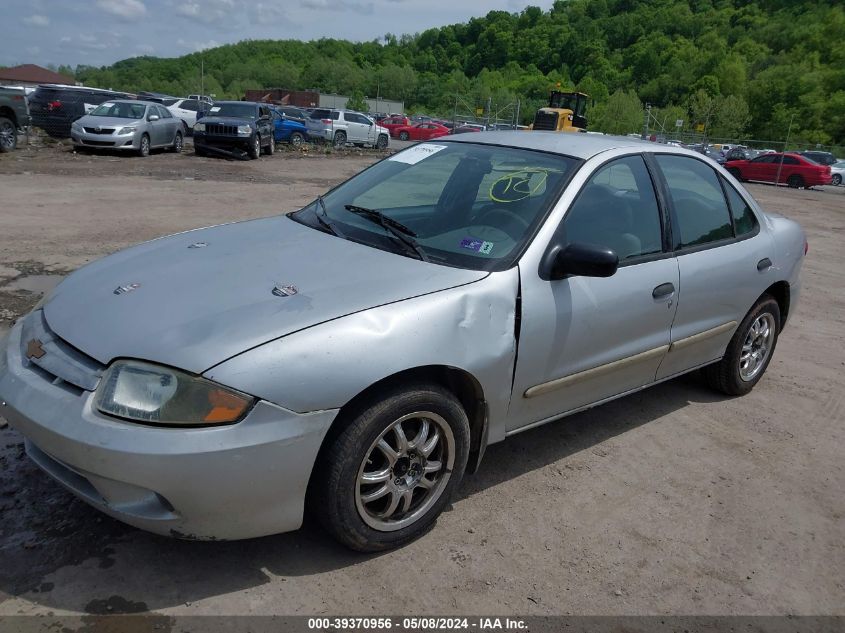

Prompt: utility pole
xmin=642 ymin=103 xmax=651 ymax=140
xmin=775 ymin=113 xmax=796 ymax=186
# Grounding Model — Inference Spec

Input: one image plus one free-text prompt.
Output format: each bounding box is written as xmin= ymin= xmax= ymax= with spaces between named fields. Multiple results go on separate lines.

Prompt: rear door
xmin=509 ymin=155 xmax=679 ymax=430
xmin=652 ymin=154 xmax=774 ymax=379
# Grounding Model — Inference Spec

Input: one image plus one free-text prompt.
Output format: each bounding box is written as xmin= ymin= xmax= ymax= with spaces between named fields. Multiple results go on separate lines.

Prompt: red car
xmin=393 ymin=122 xmax=451 ymax=141
xmin=379 ymin=116 xmax=411 ymax=137
xmin=726 ymin=152 xmax=832 ymax=189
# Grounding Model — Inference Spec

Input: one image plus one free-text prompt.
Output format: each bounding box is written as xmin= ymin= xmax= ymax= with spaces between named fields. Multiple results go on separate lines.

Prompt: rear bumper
xmin=0 ymin=319 xmax=338 ymax=540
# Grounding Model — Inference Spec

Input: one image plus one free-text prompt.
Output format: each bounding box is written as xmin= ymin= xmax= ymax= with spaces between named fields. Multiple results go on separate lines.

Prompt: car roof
xmin=443 ymin=130 xmax=658 ymax=159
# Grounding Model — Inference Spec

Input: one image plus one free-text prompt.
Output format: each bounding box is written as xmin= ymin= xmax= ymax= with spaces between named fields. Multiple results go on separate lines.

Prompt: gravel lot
xmin=0 ymin=139 xmax=842 ymax=619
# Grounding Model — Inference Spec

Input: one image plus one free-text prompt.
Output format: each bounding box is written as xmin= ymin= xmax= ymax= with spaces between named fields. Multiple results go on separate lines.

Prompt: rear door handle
xmin=757 ymin=257 xmax=772 ymax=271
xmin=652 ymin=282 xmax=675 ymax=299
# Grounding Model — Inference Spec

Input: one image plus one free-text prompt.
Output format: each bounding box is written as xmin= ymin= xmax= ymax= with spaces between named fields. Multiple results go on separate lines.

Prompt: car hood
xmin=76 ymin=115 xmax=143 ymax=128
xmin=43 ymin=215 xmax=487 ymax=374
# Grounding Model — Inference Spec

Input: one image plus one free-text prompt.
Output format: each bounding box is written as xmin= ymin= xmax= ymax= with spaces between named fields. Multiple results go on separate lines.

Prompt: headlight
xmin=95 ymin=360 xmax=254 ymax=426
xmin=118 ymin=126 xmax=136 ymax=135
xmin=237 ymin=125 xmax=252 ymax=135
xmin=71 ymin=121 xmax=82 ymax=131
xmin=193 ymin=122 xmax=205 ymax=132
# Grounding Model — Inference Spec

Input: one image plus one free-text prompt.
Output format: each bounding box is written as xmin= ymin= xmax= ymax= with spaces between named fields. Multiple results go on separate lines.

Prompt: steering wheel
xmin=474 ymin=207 xmax=531 ymax=240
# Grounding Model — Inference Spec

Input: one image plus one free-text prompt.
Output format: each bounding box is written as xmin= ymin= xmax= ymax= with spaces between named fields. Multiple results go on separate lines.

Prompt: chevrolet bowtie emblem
xmin=26 ymin=338 xmax=46 ymax=360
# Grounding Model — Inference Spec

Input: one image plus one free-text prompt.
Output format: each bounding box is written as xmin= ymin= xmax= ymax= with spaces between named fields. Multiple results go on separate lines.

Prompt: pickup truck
xmin=0 ymin=86 xmax=31 ymax=152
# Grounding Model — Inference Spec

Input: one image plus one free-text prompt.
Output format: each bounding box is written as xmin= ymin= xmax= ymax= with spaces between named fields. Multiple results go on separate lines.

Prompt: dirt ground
xmin=0 ymin=140 xmax=842 ymax=620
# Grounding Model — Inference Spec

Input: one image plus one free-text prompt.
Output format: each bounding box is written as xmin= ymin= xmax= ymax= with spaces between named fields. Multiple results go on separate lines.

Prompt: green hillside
xmin=66 ymin=0 xmax=845 ymax=145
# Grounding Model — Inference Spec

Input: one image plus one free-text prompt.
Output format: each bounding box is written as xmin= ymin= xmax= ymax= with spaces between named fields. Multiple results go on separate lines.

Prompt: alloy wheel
xmin=739 ymin=313 xmax=775 ymax=382
xmin=355 ymin=411 xmax=454 ymax=532
xmin=0 ymin=120 xmax=14 ymax=150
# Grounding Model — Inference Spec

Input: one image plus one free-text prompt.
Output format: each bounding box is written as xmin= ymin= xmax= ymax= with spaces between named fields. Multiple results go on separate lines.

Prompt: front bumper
xmin=193 ymin=132 xmax=252 ymax=151
xmin=0 ymin=318 xmax=338 ymax=540
xmin=71 ymin=129 xmax=141 ymax=150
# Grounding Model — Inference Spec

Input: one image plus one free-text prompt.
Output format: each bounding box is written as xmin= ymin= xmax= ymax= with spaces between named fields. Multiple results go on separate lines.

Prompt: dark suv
xmin=799 ymin=150 xmax=837 ymax=166
xmin=29 ymin=85 xmax=133 ymax=138
xmin=193 ymin=101 xmax=275 ymax=159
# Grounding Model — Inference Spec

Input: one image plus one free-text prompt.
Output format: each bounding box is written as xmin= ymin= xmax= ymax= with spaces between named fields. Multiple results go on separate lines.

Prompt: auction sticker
xmin=389 ymin=144 xmax=448 ymax=165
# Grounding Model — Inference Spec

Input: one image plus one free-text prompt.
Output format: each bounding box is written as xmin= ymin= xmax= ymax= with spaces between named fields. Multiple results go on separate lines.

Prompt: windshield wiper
xmin=314 ymin=195 xmax=345 ymax=238
xmin=342 ymin=205 xmax=429 ymax=262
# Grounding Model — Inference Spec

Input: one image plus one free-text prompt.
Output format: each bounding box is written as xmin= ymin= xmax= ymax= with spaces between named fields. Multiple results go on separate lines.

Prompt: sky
xmin=4 ymin=0 xmax=555 ymax=69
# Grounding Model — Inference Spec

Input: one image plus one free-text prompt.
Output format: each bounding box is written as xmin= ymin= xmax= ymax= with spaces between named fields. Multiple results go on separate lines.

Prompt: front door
xmin=509 ymin=155 xmax=679 ymax=431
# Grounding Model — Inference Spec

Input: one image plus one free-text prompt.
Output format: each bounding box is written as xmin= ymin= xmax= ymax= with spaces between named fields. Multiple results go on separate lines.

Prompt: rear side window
xmin=309 ymin=109 xmax=330 ymax=119
xmin=656 ymin=155 xmax=733 ymax=248
xmin=722 ymin=180 xmax=758 ymax=237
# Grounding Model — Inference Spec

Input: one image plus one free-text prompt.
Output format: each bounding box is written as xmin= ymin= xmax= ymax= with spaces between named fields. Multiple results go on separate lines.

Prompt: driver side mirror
xmin=148 ymin=114 xmax=160 ymax=122
xmin=539 ymin=242 xmax=619 ymax=281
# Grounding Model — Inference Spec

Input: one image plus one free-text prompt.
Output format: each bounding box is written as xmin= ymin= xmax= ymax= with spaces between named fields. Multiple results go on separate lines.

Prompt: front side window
xmin=564 ymin=156 xmax=663 ymax=261
xmin=292 ymin=142 xmax=577 ymax=271
xmin=656 ymin=154 xmax=733 ymax=248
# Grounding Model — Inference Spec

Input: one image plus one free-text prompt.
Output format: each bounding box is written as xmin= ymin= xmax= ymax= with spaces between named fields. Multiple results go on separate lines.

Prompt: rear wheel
xmin=171 ymin=131 xmax=183 ymax=153
xmin=311 ymin=383 xmax=470 ymax=552
xmin=0 ymin=117 xmax=17 ymax=153
xmin=399 ymin=131 xmax=410 ymax=141
xmin=832 ymin=174 xmax=842 ymax=186
xmin=333 ymin=131 xmax=347 ymax=148
xmin=787 ymin=174 xmax=803 ymax=189
xmin=703 ymin=296 xmax=780 ymax=396
xmin=137 ymin=134 xmax=150 ymax=157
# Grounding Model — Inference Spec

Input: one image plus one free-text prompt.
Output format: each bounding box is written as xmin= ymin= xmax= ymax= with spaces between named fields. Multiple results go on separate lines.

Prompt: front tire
xmin=703 ymin=296 xmax=781 ymax=396
xmin=727 ymin=167 xmax=742 ymax=181
xmin=289 ymin=131 xmax=304 ymax=147
xmin=248 ymin=133 xmax=261 ymax=159
xmin=399 ymin=131 xmax=410 ymax=141
xmin=264 ymin=134 xmax=275 ymax=155
xmin=376 ymin=134 xmax=388 ymax=150
xmin=831 ymin=174 xmax=841 ymax=186
xmin=312 ymin=383 xmax=470 ymax=552
xmin=171 ymin=131 xmax=183 ymax=153
xmin=137 ymin=134 xmax=150 ymax=157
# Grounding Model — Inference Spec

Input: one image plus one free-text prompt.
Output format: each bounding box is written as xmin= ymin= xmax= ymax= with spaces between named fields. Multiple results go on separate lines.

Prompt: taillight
xmin=47 ymin=100 xmax=62 ymax=111
xmin=804 ymin=239 xmax=809 ymax=256
xmin=321 ymin=119 xmax=332 ymax=124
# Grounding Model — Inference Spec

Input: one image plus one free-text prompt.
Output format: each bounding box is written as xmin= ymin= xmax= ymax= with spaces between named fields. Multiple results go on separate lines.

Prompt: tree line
xmin=55 ymin=0 xmax=844 ymax=146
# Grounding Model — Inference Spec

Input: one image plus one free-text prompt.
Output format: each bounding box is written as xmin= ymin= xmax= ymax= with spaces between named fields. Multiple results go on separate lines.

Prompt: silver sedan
xmin=70 ymin=100 xmax=183 ymax=156
xmin=0 ymin=133 xmax=806 ymax=550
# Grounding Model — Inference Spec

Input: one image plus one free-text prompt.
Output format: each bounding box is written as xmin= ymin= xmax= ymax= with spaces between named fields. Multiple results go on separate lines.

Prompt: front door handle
xmin=652 ymin=282 xmax=675 ymax=299
xmin=757 ymin=257 xmax=772 ymax=271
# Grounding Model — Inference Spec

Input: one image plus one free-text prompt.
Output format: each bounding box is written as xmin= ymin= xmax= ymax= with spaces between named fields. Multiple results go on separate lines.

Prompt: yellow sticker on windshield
xmin=489 ymin=168 xmax=551 ymax=203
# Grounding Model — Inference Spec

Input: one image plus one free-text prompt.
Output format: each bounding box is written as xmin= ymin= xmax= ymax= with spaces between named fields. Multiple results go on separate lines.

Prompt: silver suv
xmin=306 ymin=109 xmax=389 ymax=149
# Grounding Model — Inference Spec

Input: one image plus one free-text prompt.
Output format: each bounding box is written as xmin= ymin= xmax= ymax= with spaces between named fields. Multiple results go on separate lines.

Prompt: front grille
xmin=82 ymin=140 xmax=115 ymax=146
xmin=19 ymin=310 xmax=104 ymax=393
xmin=206 ymin=123 xmax=238 ymax=136
xmin=83 ymin=127 xmax=115 ymax=134
xmin=533 ymin=111 xmax=559 ymax=131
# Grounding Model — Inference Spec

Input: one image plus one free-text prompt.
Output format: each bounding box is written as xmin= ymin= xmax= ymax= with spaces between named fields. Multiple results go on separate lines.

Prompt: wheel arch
xmin=309 ymin=364 xmax=489 ymax=498
xmin=761 ymin=280 xmax=790 ymax=327
xmin=0 ymin=106 xmax=17 ymax=127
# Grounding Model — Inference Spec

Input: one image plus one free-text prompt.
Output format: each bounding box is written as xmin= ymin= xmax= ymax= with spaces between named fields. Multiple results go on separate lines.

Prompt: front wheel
xmin=831 ymin=174 xmax=841 ymax=186
xmin=311 ymin=383 xmax=470 ymax=552
xmin=248 ymin=133 xmax=261 ymax=159
xmin=703 ymin=296 xmax=780 ymax=396
xmin=171 ymin=131 xmax=183 ymax=153
xmin=137 ymin=134 xmax=150 ymax=157
xmin=289 ymin=131 xmax=304 ymax=147
xmin=263 ymin=134 xmax=275 ymax=155
xmin=399 ymin=131 xmax=410 ymax=141
xmin=376 ymin=134 xmax=388 ymax=150
xmin=727 ymin=167 xmax=742 ymax=181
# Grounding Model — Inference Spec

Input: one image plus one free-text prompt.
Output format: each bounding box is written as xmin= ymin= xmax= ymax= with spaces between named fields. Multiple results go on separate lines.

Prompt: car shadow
xmin=0 ymin=372 xmax=729 ymax=613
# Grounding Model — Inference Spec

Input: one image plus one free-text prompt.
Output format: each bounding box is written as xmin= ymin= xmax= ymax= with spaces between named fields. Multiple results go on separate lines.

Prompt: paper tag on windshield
xmin=209 ymin=106 xmax=221 ymax=113
xmin=389 ymin=144 xmax=447 ymax=165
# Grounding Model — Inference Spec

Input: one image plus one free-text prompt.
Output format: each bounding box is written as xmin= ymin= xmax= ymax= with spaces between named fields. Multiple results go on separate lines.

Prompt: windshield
xmin=206 ymin=103 xmax=256 ymax=118
xmin=89 ymin=102 xmax=146 ymax=119
xmin=292 ymin=142 xmax=578 ymax=271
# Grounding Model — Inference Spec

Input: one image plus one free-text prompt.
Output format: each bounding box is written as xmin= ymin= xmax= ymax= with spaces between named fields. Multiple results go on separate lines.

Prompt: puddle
xmin=2 ymin=274 xmax=64 ymax=295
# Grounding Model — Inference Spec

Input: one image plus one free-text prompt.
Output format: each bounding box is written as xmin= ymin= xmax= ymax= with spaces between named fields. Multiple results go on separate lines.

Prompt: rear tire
xmin=703 ymin=296 xmax=780 ymax=396
xmin=311 ymin=383 xmax=470 ymax=552
xmin=727 ymin=167 xmax=742 ymax=181
xmin=787 ymin=174 xmax=803 ymax=189
xmin=399 ymin=131 xmax=410 ymax=141
xmin=832 ymin=174 xmax=842 ymax=186
xmin=0 ymin=116 xmax=17 ymax=153
xmin=333 ymin=131 xmax=347 ymax=148
xmin=171 ymin=131 xmax=183 ymax=153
